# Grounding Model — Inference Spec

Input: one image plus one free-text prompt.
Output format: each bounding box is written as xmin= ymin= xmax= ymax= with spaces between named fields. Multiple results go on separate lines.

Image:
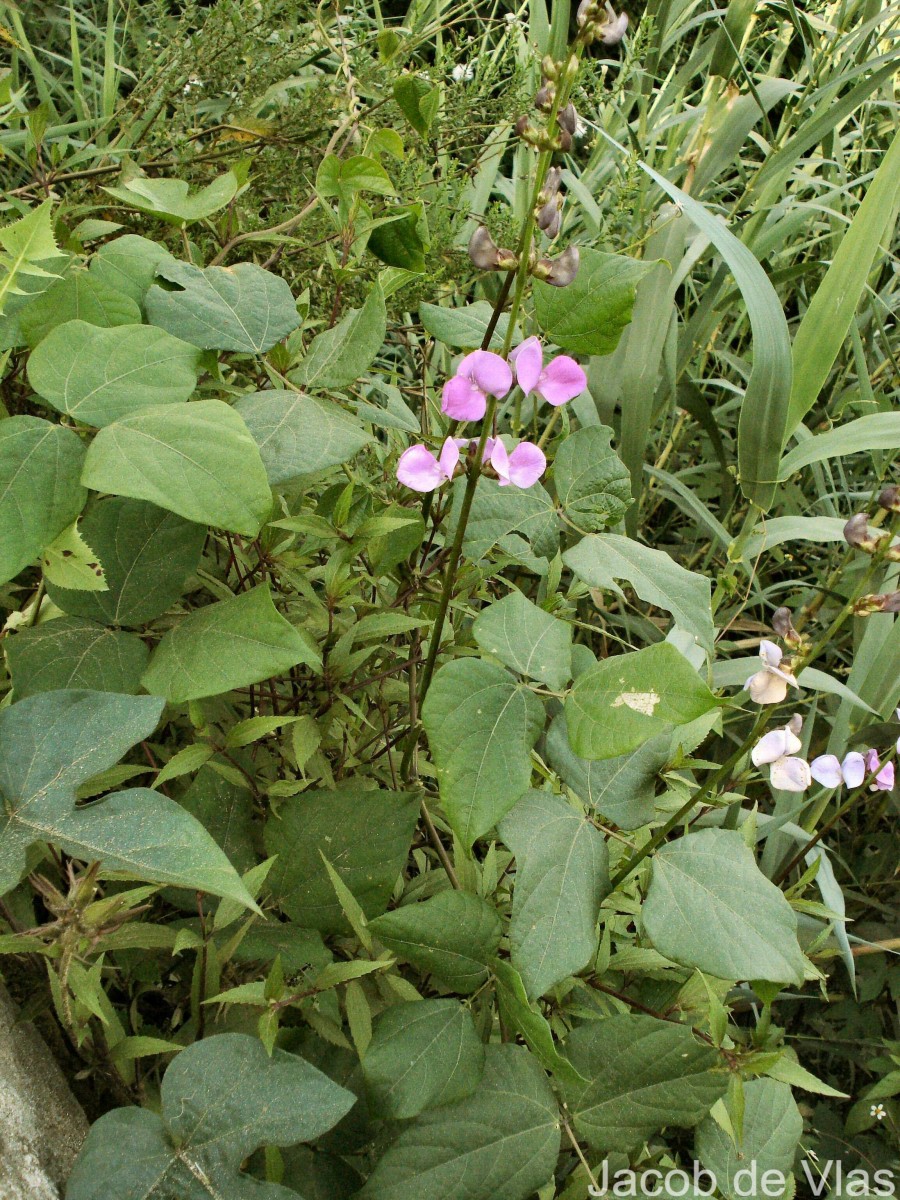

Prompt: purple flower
xmin=510 ymin=337 xmax=587 ymax=406
xmin=396 ymin=438 xmax=460 ymax=492
xmin=865 ymin=748 xmax=894 ymax=791
xmin=441 ymin=350 xmax=513 ymax=422
xmin=490 ymin=438 xmax=546 ymax=489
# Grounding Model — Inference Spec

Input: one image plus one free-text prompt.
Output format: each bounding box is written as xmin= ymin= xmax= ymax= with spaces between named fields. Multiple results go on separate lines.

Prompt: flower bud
xmin=843 ymin=512 xmax=882 ymax=553
xmin=538 ymin=243 xmax=580 ymax=287
xmin=540 ymin=167 xmax=562 ymax=203
xmin=599 ymin=10 xmax=629 ymax=43
xmin=541 ymin=55 xmax=559 ymax=81
xmin=576 ymin=0 xmax=598 ymax=27
xmin=557 ymin=102 xmax=577 ymax=136
xmin=852 ymin=591 xmax=900 ymax=616
xmin=537 ymin=197 xmax=562 ymax=238
xmin=772 ymin=606 xmax=801 ymax=646
xmin=557 ymin=129 xmax=573 ymax=152
xmin=787 ymin=713 xmax=803 ymax=736
xmin=467 ymin=226 xmax=518 ymax=272
xmin=534 ymin=83 xmax=555 ymax=111
xmin=878 ymin=484 xmax=900 ymax=513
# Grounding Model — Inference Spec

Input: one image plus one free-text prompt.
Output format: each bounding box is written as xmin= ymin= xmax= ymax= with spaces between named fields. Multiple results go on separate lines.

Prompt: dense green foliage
xmin=0 ymin=0 xmax=898 ymax=1196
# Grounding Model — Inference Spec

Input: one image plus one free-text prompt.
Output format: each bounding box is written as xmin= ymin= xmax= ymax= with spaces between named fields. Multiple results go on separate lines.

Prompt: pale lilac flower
xmin=490 ymin=439 xmax=546 ymax=488
xmin=599 ymin=10 xmax=629 ymax=43
xmin=441 ymin=351 xmax=513 ymax=422
xmin=747 ymin=640 xmax=798 ymax=705
xmin=510 ymin=336 xmax=587 ymax=406
xmin=865 ymin=749 xmax=894 ymax=791
xmin=770 ymin=756 xmax=811 ymax=792
xmin=396 ymin=438 xmax=460 ymax=492
xmin=842 ymin=752 xmax=866 ymax=788
xmin=809 ymin=754 xmax=842 ymax=788
xmin=752 ymin=725 xmax=803 ymax=767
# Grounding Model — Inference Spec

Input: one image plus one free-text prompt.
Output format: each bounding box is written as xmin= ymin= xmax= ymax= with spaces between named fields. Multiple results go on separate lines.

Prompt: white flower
xmin=870 ymin=1103 xmax=886 ymax=1121
xmin=841 ymin=751 xmax=866 ymax=788
xmin=752 ymin=725 xmax=803 ymax=767
xmin=770 ymin=756 xmax=811 ymax=792
xmin=451 ymin=63 xmax=474 ymax=83
xmin=747 ymin=640 xmax=798 ymax=705
xmin=810 ymin=754 xmax=843 ymax=788
xmin=183 ymin=75 xmax=203 ymax=95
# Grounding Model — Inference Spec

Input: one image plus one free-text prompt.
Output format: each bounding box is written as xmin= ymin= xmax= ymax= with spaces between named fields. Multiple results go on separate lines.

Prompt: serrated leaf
xmin=67 ymin=1033 xmax=356 ymax=1200
xmin=553 ymin=426 xmax=632 ymax=533
xmin=6 ymin=617 xmax=148 ymax=699
xmin=142 ymin=584 xmax=319 ymax=703
xmin=362 ymin=1000 xmax=485 ymax=1120
xmin=290 ymin=284 xmax=386 ymax=389
xmin=0 ymin=200 xmax=60 ymax=315
xmin=695 ymin=1079 xmax=802 ymax=1200
xmin=0 ymin=416 xmax=87 ymax=585
xmin=28 ymin=321 xmax=202 ymax=426
xmin=534 ymin=248 xmax=655 ymax=356
xmin=145 ymin=259 xmax=300 ymax=353
xmin=565 ymin=643 xmax=719 ymax=761
xmin=643 ymin=829 xmax=806 ymax=985
xmin=81 ymin=399 xmax=272 ymax=536
xmin=565 ymin=534 xmax=714 ymax=652
xmin=473 ymin=591 xmax=572 ymax=691
xmin=39 ymin=521 xmax=108 ymax=591
xmin=235 ymin=390 xmax=373 ymax=484
xmin=498 ymin=791 xmax=608 ymax=998
xmin=563 ymin=1014 xmax=728 ymax=1151
xmin=368 ymin=891 xmax=501 ymax=993
xmin=422 ymin=659 xmax=544 ymax=847
xmin=45 ymin=496 xmax=205 ymax=627
xmin=265 ymin=785 xmax=419 ymax=932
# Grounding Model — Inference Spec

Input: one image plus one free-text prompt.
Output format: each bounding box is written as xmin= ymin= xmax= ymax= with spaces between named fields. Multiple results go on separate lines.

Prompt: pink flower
xmin=396 ymin=438 xmax=460 ymax=492
xmin=490 ymin=438 xmax=546 ymax=489
xmin=510 ymin=336 xmax=587 ymax=406
xmin=747 ymin=640 xmax=799 ymax=705
xmin=864 ymin=749 xmax=894 ymax=791
xmin=441 ymin=350 xmax=513 ymax=422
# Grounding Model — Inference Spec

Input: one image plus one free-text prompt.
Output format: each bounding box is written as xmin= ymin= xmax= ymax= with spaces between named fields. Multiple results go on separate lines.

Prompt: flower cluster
xmin=396 ymin=338 xmax=586 ymax=494
xmin=752 ymin=714 xmax=897 ymax=794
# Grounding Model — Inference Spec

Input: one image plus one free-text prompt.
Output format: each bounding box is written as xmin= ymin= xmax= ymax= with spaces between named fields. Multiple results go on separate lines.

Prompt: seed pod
xmin=878 ymin=484 xmax=900 ymax=512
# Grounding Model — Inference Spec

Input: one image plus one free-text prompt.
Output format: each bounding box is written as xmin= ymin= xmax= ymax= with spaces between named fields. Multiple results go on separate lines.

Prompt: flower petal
xmin=748 ymin=670 xmax=788 ymax=705
xmin=810 ymin=754 xmax=843 ymax=788
xmin=759 ymin=639 xmax=783 ymax=669
xmin=537 ymin=355 xmax=587 ymax=406
xmin=442 ymin=375 xmax=487 ymax=421
xmin=840 ymin=752 xmax=865 ymax=788
xmin=490 ymin=437 xmax=510 ymax=484
xmin=397 ymin=445 xmax=445 ymax=492
xmin=510 ymin=337 xmax=543 ymax=395
xmin=438 ymin=437 xmax=460 ymax=479
xmin=770 ymin=756 xmax=811 ymax=792
xmin=752 ymin=730 xmax=790 ymax=766
xmin=506 ymin=441 xmax=547 ymax=488
xmin=459 ymin=350 xmax=513 ymax=398
xmin=875 ymin=761 xmax=894 ymax=791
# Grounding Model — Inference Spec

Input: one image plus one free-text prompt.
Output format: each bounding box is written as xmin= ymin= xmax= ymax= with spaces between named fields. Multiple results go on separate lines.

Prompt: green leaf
xmin=39 ymin=521 xmax=108 ymax=591
xmin=458 ymin=477 xmax=561 ymax=561
xmin=695 ymin=1079 xmax=803 ymax=1200
xmin=563 ymin=1015 xmax=728 ymax=1151
xmin=142 ymin=584 xmax=319 ymax=703
xmin=89 ymin=234 xmax=177 ymax=305
xmin=643 ymin=829 xmax=806 ymax=985
xmin=235 ymin=390 xmax=373 ymax=485
xmin=492 ymin=959 xmax=588 ymax=1087
xmin=565 ymin=535 xmax=715 ymax=652
xmin=544 ymin=712 xmax=666 ymax=830
xmin=392 ymin=75 xmax=441 ymax=138
xmin=67 ymin=1033 xmax=356 ymax=1200
xmin=0 ymin=416 xmax=87 ymax=585
xmin=565 ymin=643 xmax=719 ymax=761
xmin=316 ymin=154 xmax=396 ymax=200
xmin=740 ymin=515 xmax=847 ymax=562
xmin=359 ymin=1045 xmax=560 ymax=1200
xmin=778 ymin=412 xmax=900 ymax=478
xmin=145 ymin=259 xmax=300 ymax=353
xmin=498 ymin=791 xmax=608 ymax=998
xmin=368 ymin=208 xmax=426 ymax=272
xmin=368 ymin=891 xmax=502 ymax=993
xmin=81 ymin=399 xmax=272 ymax=537
xmin=46 ymin=497 xmax=205 ymax=627
xmin=419 ymin=301 xmax=512 ymax=351
xmin=473 ymin=591 xmax=572 ymax=691
xmin=290 ymin=284 xmax=386 ymax=389
xmin=0 ymin=200 xmax=60 ymax=315
xmin=533 ymin=248 xmax=655 ymax=356
xmin=28 ymin=321 xmax=202 ymax=426
xmin=18 ymin=274 xmax=142 ymax=347
xmin=6 ymin=617 xmax=148 ymax=699
xmin=103 ymin=162 xmax=249 ymax=225
xmin=788 ymin=130 xmax=900 ymax=433
xmin=422 ymin=660 xmax=544 ymax=848
xmin=553 ymin=426 xmax=632 ymax=533
xmin=177 ymin=766 xmax=256 ymax=876
xmin=619 ymin=144 xmax=793 ymax=510
xmin=265 ymin=785 xmax=419 ymax=932
xmin=362 ymin=1000 xmax=486 ymax=1119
